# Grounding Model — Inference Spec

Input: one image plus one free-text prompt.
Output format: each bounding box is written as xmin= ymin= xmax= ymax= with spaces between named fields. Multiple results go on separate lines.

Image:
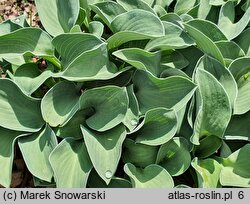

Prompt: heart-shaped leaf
xmin=218 ymin=1 xmax=250 ymax=40
xmin=184 ymin=21 xmax=225 ymax=65
xmin=57 ymin=44 xmax=126 ymax=82
xmin=35 ymin=0 xmax=79 ymax=36
xmin=52 ymin=33 xmax=103 ymax=69
xmin=185 ymin=19 xmax=227 ymax=41
xmin=111 ymin=9 xmax=164 ymax=36
xmin=0 ymin=79 xmax=44 ymax=132
xmin=124 ymin=163 xmax=174 ymax=188
xmin=41 ymin=81 xmax=80 ymax=127
xmin=133 ymin=108 xmax=178 ymax=146
xmin=49 ymin=138 xmax=92 ymax=188
xmin=18 ymin=125 xmax=57 ymax=182
xmin=220 ymin=144 xmax=250 ymax=187
xmin=122 ymin=138 xmax=159 ymax=168
xmin=79 ymin=85 xmax=128 ymax=131
xmin=156 ymin=137 xmax=191 ymax=176
xmin=107 ymin=9 xmax=164 ymax=49
xmin=81 ymin=124 xmax=126 ymax=184
xmin=113 ymin=48 xmax=161 ymax=76
xmin=1 ymin=0 xmax=250 ymax=189
xmin=145 ymin=21 xmax=194 ymax=51
xmin=133 ymin=70 xmax=197 ymax=114
xmin=191 ymin=157 xmax=222 ymax=188
xmin=90 ymin=1 xmax=126 ymax=28
xmin=229 ymin=57 xmax=250 ymax=114
xmin=191 ymin=69 xmax=231 ymax=145
xmin=0 ymin=28 xmax=54 ymax=66
xmin=0 ymin=127 xmax=29 ymax=187
xmin=196 ymin=55 xmax=238 ymax=108
xmin=10 ymin=63 xmax=54 ymax=95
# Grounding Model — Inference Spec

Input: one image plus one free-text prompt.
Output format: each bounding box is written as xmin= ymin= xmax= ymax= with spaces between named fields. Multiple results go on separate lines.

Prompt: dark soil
xmin=0 ymin=0 xmax=40 ymax=27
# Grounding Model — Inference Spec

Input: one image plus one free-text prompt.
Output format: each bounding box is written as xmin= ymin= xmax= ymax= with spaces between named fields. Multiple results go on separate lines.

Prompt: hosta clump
xmin=0 ymin=0 xmax=250 ymax=188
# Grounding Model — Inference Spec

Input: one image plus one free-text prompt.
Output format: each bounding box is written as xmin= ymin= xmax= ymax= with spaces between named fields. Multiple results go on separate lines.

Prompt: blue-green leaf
xmin=133 ymin=70 xmax=196 ymax=113
xmin=156 ymin=137 xmax=191 ymax=176
xmin=35 ymin=0 xmax=80 ymax=36
xmin=191 ymin=69 xmax=231 ymax=145
xmin=229 ymin=57 xmax=250 ymax=114
xmin=0 ymin=79 xmax=44 ymax=132
xmin=18 ymin=125 xmax=57 ymax=182
xmin=220 ymin=144 xmax=250 ymax=187
xmin=0 ymin=127 xmax=29 ymax=187
xmin=90 ymin=1 xmax=126 ymax=28
xmin=133 ymin=108 xmax=178 ymax=146
xmin=122 ymin=138 xmax=159 ymax=168
xmin=79 ymin=86 xmax=128 ymax=131
xmin=192 ymin=158 xmax=222 ymax=188
xmin=49 ymin=138 xmax=92 ymax=188
xmin=117 ymin=0 xmax=155 ymax=13
xmin=184 ymin=21 xmax=225 ymax=65
xmin=113 ymin=48 xmax=161 ymax=76
xmin=218 ymin=1 xmax=250 ymax=40
xmin=108 ymin=9 xmax=164 ymax=49
xmin=124 ymin=163 xmax=174 ymax=188
xmin=41 ymin=81 xmax=80 ymax=127
xmin=81 ymin=124 xmax=126 ymax=184
xmin=145 ymin=22 xmax=194 ymax=51
xmin=0 ymin=28 xmax=54 ymax=66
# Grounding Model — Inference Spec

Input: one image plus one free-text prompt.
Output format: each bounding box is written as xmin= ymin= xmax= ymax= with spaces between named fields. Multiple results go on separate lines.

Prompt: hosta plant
xmin=0 ymin=0 xmax=250 ymax=188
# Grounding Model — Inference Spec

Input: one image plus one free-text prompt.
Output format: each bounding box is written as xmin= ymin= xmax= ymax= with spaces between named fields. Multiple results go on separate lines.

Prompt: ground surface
xmin=0 ymin=0 xmax=39 ymax=26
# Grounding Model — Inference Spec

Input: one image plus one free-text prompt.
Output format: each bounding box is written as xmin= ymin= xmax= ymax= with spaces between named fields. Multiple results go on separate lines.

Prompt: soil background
xmin=0 ymin=0 xmax=39 ymax=26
